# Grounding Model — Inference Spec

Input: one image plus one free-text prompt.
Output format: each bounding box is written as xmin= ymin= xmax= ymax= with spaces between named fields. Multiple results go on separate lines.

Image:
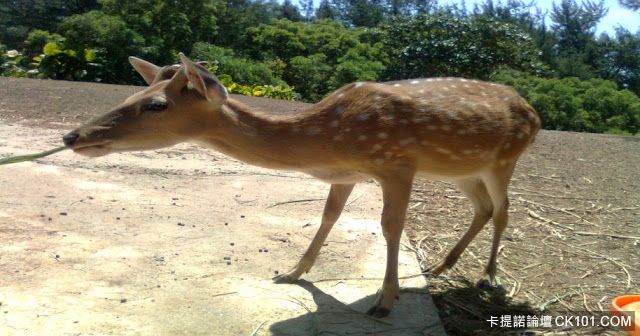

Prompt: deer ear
xmin=178 ymin=53 xmax=228 ymax=103
xmin=129 ymin=56 xmax=160 ymax=85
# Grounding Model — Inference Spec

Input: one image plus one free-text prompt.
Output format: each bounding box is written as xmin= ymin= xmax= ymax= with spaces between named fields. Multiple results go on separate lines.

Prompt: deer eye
xmin=143 ymin=99 xmax=168 ymax=112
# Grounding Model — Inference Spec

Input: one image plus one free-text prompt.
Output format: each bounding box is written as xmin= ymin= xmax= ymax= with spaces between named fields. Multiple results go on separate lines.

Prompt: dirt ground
xmin=1 ymin=77 xmax=639 ymax=335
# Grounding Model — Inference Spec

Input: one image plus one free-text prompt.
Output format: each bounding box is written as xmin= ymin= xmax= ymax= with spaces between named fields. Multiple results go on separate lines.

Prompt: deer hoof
xmin=272 ymin=272 xmax=299 ymax=284
xmin=366 ymin=305 xmax=391 ymax=318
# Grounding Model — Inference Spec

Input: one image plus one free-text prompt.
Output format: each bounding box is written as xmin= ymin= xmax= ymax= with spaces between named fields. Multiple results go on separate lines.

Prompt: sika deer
xmin=63 ymin=53 xmax=541 ymax=317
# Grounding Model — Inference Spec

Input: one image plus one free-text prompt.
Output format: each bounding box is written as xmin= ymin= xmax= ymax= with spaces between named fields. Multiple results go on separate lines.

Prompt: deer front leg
xmin=366 ymin=171 xmax=414 ymax=318
xmin=274 ymin=183 xmax=355 ymax=283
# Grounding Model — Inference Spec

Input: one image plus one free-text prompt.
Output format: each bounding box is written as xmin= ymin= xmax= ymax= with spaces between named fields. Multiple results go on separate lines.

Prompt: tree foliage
xmin=381 ymin=14 xmax=547 ymax=80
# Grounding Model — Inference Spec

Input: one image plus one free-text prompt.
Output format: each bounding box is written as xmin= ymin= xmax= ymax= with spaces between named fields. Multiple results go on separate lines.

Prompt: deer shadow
xmin=269 ymin=278 xmax=540 ymax=336
xmin=269 ymin=279 xmax=442 ymax=336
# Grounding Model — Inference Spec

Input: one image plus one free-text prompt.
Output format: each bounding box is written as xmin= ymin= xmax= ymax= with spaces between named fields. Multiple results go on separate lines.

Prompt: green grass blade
xmin=0 ymin=146 xmax=68 ymax=165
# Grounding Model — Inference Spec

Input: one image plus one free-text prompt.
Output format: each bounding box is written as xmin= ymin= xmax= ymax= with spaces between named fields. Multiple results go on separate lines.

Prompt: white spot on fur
xmin=441 ymin=125 xmax=452 ymax=131
xmin=358 ymin=135 xmax=368 ymax=141
xmin=435 ymin=147 xmax=452 ymax=154
xmin=374 ymin=158 xmax=385 ymax=165
xmin=426 ymin=78 xmax=434 ymax=82
xmin=355 ymin=82 xmax=364 ymax=88
xmin=393 ymin=83 xmax=401 ymax=87
xmin=337 ymin=93 xmax=345 ymax=98
xmin=377 ymin=132 xmax=388 ymax=139
xmin=372 ymin=143 xmax=383 ymax=151
xmin=427 ymin=125 xmax=438 ymax=131
xmin=480 ymin=91 xmax=488 ymax=96
xmin=418 ymin=89 xmax=425 ymax=94
xmin=460 ymin=78 xmax=468 ymax=82
xmin=411 ymin=80 xmax=419 ymax=84
xmin=399 ymin=137 xmax=415 ymax=146
xmin=333 ymin=135 xmax=343 ymax=141
xmin=357 ymin=114 xmax=369 ymax=121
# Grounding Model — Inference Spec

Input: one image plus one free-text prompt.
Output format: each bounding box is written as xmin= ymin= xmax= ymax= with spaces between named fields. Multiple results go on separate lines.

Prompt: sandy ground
xmin=0 ymin=78 xmax=445 ymax=336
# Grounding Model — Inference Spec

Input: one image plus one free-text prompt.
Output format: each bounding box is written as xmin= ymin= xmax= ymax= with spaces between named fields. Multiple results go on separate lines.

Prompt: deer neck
xmin=198 ymin=98 xmax=323 ymax=170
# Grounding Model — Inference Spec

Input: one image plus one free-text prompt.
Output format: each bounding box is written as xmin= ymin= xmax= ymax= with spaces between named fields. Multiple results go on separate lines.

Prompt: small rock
xmin=120 ymin=299 xmax=127 ymax=303
xmin=177 ymin=222 xmax=185 ymax=226
xmin=274 ymin=270 xmax=279 ymax=275
xmin=59 ymin=212 xmax=67 ymax=216
xmin=230 ymin=242 xmax=235 ymax=246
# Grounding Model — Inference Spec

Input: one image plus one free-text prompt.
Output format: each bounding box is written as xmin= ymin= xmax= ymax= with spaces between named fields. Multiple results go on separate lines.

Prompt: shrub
xmin=191 ymin=43 xmax=285 ymax=86
xmin=492 ymin=69 xmax=640 ymax=134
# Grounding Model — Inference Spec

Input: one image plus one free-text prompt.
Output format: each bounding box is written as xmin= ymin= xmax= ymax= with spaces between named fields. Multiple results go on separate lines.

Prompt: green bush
xmin=246 ymin=19 xmax=386 ymax=101
xmin=23 ymin=30 xmax=64 ymax=59
xmin=33 ymin=42 xmax=101 ymax=81
xmin=58 ymin=11 xmax=144 ymax=83
xmin=492 ymin=69 xmax=640 ymax=134
xmin=191 ymin=43 xmax=285 ymax=86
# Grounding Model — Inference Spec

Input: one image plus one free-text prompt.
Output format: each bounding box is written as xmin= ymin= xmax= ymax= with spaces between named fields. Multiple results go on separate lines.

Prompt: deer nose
xmin=63 ymin=132 xmax=79 ymax=147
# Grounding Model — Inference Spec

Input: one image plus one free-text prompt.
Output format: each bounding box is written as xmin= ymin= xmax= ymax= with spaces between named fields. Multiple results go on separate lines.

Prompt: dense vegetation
xmin=1 ymin=0 xmax=639 ymax=134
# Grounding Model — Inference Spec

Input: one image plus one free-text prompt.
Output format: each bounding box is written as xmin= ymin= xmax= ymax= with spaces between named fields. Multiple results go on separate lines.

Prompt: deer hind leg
xmin=479 ymin=163 xmax=517 ymax=286
xmin=366 ymin=171 xmax=414 ymax=318
xmin=274 ymin=183 xmax=354 ymax=283
xmin=430 ymin=178 xmax=493 ymax=275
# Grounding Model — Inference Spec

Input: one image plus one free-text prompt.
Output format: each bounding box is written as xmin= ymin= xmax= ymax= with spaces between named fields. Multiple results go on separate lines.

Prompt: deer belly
xmin=303 ymin=169 xmax=370 ymax=184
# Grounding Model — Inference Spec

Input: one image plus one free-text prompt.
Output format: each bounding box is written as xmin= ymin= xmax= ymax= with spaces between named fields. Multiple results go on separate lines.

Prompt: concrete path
xmin=0 ymin=122 xmax=445 ymax=335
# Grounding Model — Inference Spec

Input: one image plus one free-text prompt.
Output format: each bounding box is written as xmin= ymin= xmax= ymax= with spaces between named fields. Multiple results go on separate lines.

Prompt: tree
xmin=619 ymin=0 xmax=640 ymax=10
xmin=214 ymin=0 xmax=281 ymax=51
xmin=99 ymin=0 xmax=221 ymax=64
xmin=551 ymin=0 xmax=607 ymax=53
xmin=316 ymin=0 xmax=338 ymax=20
xmin=600 ymin=28 xmax=640 ymax=96
xmin=0 ymin=0 xmax=99 ymax=48
xmin=301 ymin=0 xmax=315 ymax=21
xmin=381 ymin=14 xmax=546 ymax=80
xmin=331 ymin=0 xmax=385 ymax=27
xmin=279 ymin=0 xmax=304 ymax=21
xmin=58 ymin=10 xmax=144 ymax=83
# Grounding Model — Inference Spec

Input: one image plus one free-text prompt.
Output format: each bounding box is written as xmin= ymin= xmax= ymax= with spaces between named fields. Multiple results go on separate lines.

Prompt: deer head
xmin=62 ymin=53 xmax=228 ymax=157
